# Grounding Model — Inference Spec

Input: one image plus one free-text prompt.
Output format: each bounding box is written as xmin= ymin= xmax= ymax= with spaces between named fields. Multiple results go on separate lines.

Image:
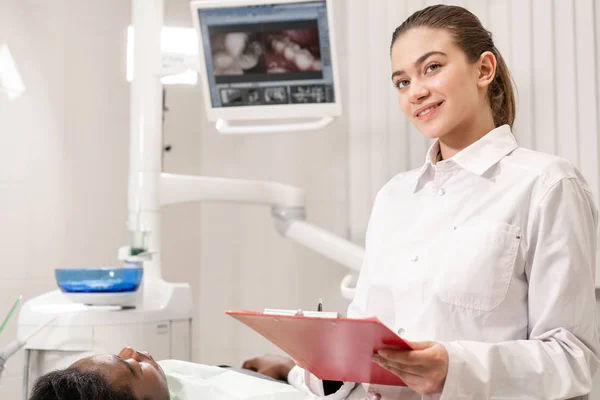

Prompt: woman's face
xmin=70 ymin=347 xmax=169 ymax=400
xmin=390 ymin=27 xmax=485 ymax=140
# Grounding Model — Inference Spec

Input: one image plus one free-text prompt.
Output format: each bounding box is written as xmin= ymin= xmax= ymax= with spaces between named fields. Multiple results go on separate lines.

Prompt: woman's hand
xmin=372 ymin=340 xmax=449 ymax=396
xmin=241 ymin=355 xmax=296 ymax=381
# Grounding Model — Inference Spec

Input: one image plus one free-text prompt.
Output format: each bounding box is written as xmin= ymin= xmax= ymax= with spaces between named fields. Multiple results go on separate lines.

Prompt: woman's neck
xmin=438 ymin=111 xmax=496 ymax=160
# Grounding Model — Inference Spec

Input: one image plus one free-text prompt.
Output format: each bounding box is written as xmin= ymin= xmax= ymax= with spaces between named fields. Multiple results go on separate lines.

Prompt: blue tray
xmin=55 ymin=268 xmax=143 ymax=293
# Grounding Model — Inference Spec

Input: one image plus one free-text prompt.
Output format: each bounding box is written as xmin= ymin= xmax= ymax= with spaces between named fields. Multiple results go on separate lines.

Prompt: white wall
xmin=0 ymin=0 xmax=131 ymax=397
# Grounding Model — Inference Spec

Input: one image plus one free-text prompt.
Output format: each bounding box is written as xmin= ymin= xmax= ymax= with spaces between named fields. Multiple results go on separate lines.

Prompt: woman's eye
xmin=395 ymin=80 xmax=410 ymax=89
xmin=425 ymin=63 xmax=441 ymax=73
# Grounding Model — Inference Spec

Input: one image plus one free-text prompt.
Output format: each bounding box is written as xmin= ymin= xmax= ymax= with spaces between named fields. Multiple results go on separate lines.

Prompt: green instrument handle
xmin=0 ymin=295 xmax=22 ymax=338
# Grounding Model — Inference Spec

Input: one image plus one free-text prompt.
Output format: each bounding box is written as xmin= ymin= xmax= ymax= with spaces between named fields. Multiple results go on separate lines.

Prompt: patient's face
xmin=70 ymin=347 xmax=169 ymax=400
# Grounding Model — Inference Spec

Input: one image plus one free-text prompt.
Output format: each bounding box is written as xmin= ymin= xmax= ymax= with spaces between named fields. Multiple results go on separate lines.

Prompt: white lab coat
xmin=288 ymin=125 xmax=600 ymax=399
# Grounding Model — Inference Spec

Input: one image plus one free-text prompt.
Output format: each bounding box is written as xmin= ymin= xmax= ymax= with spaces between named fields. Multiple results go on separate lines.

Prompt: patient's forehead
xmin=71 ymin=354 xmax=115 ymax=368
xmin=70 ymin=355 xmax=130 ymax=380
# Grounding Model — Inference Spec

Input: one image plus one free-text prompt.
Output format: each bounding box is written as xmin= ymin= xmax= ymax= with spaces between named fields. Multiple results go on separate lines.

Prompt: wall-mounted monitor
xmin=191 ymin=0 xmax=342 ymax=122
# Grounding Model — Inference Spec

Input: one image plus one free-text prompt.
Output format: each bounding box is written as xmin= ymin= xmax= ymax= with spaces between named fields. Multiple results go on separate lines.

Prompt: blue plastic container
xmin=55 ymin=268 xmax=144 ymax=293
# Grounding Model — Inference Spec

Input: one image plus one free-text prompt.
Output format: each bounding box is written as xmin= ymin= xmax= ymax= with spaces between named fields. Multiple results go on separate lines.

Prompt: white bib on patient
xmin=159 ymin=360 xmax=308 ymax=400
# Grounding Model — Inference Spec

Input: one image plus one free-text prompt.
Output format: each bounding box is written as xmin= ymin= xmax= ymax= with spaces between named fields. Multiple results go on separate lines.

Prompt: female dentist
xmin=258 ymin=4 xmax=600 ymax=400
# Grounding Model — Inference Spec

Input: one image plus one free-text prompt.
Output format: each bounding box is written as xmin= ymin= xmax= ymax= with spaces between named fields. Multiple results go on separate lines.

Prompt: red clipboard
xmin=226 ymin=310 xmax=411 ymax=386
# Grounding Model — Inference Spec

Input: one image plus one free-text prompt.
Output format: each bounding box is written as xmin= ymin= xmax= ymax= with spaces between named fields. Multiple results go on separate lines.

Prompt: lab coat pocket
xmin=435 ymin=222 xmax=521 ymax=312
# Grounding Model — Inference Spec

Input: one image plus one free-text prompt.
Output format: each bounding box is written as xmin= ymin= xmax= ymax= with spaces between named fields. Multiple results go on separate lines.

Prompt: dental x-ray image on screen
xmin=192 ymin=0 xmax=341 ymax=120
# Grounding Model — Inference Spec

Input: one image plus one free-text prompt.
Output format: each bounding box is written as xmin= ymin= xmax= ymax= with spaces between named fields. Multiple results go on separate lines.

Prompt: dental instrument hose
xmin=0 ymin=316 xmax=56 ymax=398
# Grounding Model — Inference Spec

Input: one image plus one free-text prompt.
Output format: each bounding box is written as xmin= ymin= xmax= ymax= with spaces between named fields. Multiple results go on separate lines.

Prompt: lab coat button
xmin=411 ymin=255 xmax=419 ymax=262
xmin=438 ymin=188 xmax=446 ymax=196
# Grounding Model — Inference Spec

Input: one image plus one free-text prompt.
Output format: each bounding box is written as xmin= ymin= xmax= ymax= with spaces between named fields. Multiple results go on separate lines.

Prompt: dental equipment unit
xmin=15 ymin=1 xmax=363 ymax=399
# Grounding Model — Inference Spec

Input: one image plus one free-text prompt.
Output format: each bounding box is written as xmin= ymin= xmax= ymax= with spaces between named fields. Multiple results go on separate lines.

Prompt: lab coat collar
xmin=414 ymin=124 xmax=518 ymax=190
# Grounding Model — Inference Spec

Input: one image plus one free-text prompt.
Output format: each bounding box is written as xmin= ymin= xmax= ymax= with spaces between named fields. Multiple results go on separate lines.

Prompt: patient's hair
xmin=29 ymin=369 xmax=136 ymax=400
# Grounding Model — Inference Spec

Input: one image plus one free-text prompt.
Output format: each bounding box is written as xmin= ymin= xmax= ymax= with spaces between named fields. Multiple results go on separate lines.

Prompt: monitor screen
xmin=195 ymin=1 xmax=336 ymax=109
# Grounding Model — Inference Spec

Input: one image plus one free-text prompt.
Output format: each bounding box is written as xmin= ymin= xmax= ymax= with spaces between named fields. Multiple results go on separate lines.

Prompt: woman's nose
xmin=409 ymin=81 xmax=429 ymax=104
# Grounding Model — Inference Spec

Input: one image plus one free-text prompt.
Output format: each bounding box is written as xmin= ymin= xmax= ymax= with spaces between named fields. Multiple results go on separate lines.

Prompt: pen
xmin=317 ymin=297 xmax=323 ymax=312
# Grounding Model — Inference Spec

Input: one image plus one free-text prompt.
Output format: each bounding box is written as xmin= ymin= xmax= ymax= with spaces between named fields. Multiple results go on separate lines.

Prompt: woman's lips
xmin=415 ymin=101 xmax=444 ymax=120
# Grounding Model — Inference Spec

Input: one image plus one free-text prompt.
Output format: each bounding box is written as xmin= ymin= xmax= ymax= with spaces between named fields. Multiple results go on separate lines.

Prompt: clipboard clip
xmin=263 ymin=308 xmax=341 ymax=319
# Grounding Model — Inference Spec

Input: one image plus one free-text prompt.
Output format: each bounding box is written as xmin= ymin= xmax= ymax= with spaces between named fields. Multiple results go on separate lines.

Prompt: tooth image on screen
xmin=295 ymin=49 xmax=314 ymax=71
xmin=224 ymin=33 xmax=248 ymax=58
xmin=211 ymin=32 xmax=266 ymax=76
xmin=265 ymin=30 xmax=321 ymax=73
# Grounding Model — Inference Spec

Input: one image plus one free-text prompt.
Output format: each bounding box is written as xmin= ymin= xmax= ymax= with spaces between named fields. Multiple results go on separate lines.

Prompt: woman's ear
xmin=476 ymin=51 xmax=496 ymax=88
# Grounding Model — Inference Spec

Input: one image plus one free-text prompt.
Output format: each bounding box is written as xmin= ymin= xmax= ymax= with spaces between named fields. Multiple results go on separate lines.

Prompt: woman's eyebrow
xmin=391 ymin=51 xmax=447 ymax=80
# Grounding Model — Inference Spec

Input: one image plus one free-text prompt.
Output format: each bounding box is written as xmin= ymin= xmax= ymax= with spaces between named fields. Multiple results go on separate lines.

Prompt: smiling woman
xmin=389 ymin=19 xmax=514 ymax=159
xmin=286 ymin=4 xmax=600 ymax=400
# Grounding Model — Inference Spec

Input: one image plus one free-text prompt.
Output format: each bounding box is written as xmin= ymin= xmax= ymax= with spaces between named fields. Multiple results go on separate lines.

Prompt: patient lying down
xmin=30 ymin=347 xmax=304 ymax=400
